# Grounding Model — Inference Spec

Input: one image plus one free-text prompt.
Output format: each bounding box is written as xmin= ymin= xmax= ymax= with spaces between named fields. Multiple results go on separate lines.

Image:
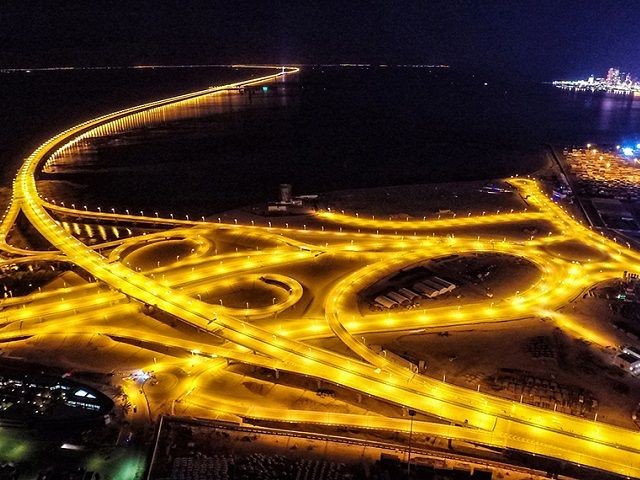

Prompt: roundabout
xmin=108 ymin=230 xmax=212 ymax=269
xmin=197 ymin=273 xmax=303 ymax=318
xmin=542 ymin=238 xmax=611 ymax=262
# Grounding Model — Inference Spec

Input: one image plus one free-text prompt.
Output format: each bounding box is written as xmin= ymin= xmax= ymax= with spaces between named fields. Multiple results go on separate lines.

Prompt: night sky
xmin=2 ymin=0 xmax=638 ymax=81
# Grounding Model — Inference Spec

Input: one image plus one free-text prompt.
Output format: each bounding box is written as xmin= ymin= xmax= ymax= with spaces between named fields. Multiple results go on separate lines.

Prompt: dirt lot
xmin=313 ymin=310 xmax=640 ymax=429
xmin=318 ymin=180 xmax=529 ymax=218
xmin=361 ymin=253 xmax=541 ymax=313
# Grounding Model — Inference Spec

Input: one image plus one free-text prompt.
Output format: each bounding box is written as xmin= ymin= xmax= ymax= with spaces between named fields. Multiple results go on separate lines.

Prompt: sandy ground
xmin=313 ymin=305 xmax=640 ymax=429
xmin=318 ymin=180 xmax=528 ymax=218
xmin=361 ymin=253 xmax=541 ymax=314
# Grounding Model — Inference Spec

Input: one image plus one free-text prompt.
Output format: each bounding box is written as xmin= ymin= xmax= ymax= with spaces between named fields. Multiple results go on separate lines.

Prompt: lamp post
xmin=407 ymin=409 xmax=416 ymax=477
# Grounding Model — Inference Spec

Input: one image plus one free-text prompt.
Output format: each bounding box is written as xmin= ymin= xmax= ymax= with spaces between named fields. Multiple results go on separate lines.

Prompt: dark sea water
xmin=0 ymin=67 xmax=272 ymax=184
xmin=3 ymin=66 xmax=640 ymax=215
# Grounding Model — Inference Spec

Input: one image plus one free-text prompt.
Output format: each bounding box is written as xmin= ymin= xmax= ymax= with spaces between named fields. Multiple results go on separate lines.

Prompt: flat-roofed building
xmin=623 ymin=345 xmax=640 ymax=360
xmin=616 ymin=352 xmax=640 ymax=373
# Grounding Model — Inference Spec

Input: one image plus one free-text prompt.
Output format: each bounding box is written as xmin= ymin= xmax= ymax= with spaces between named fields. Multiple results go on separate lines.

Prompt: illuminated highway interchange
xmin=2 ymin=66 xmax=640 ymax=478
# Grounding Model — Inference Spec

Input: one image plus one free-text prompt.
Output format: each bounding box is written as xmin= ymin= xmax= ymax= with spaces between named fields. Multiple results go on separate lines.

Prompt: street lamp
xmin=407 ymin=409 xmax=416 ymax=477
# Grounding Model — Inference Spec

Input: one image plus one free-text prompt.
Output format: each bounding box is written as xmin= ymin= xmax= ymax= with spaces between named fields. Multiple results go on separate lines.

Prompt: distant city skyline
xmin=553 ymin=67 xmax=640 ymax=93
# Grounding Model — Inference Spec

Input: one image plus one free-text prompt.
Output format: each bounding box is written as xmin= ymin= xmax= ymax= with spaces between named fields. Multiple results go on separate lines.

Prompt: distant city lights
xmin=553 ymin=67 xmax=640 ymax=94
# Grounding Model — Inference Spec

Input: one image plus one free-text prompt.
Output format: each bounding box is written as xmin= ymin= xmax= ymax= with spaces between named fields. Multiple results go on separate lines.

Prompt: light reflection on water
xmin=596 ymin=94 xmax=640 ymax=136
xmin=44 ymin=85 xmax=288 ymax=173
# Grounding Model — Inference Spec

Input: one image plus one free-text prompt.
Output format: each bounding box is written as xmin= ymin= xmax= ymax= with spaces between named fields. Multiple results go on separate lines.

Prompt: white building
xmin=616 ymin=352 xmax=640 ymax=374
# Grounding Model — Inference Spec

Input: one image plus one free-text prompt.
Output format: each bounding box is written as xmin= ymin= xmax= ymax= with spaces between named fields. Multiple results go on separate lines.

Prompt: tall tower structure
xmin=279 ymin=184 xmax=293 ymax=203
